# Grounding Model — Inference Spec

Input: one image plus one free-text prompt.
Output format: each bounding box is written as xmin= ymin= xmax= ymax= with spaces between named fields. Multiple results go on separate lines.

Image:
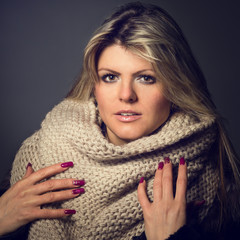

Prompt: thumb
xmin=187 ymin=199 xmax=205 ymax=220
xmin=137 ymin=177 xmax=151 ymax=212
xmin=187 ymin=200 xmax=205 ymax=210
xmin=23 ymin=163 xmax=34 ymax=179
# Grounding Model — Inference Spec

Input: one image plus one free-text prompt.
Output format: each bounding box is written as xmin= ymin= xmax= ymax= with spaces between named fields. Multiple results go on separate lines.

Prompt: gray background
xmin=0 ymin=0 xmax=239 ymax=183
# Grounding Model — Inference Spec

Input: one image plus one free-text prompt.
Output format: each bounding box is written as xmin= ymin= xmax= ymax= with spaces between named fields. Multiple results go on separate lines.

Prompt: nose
xmin=118 ymin=80 xmax=137 ymax=103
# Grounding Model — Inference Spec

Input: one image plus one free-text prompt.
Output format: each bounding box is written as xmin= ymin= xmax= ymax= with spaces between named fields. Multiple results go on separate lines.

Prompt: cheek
xmin=150 ymin=92 xmax=170 ymax=109
xmin=159 ymin=96 xmax=171 ymax=110
xmin=94 ymin=83 xmax=112 ymax=102
xmin=94 ymin=85 xmax=105 ymax=107
xmin=94 ymin=84 xmax=101 ymax=100
xmin=94 ymin=85 xmax=111 ymax=119
xmin=151 ymin=94 xmax=171 ymax=119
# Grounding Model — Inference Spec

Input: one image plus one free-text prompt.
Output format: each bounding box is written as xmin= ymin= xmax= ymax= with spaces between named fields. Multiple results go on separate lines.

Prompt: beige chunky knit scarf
xmin=11 ymin=98 xmax=219 ymax=240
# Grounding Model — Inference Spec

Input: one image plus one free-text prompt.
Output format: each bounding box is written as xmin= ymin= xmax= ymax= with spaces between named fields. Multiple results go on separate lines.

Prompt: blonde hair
xmin=67 ymin=2 xmax=240 ymax=227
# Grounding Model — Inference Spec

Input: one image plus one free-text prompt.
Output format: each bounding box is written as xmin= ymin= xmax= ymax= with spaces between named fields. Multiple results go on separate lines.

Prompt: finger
xmin=153 ymin=161 xmax=164 ymax=202
xmin=33 ymin=188 xmax=85 ymax=206
xmin=23 ymin=163 xmax=34 ymax=179
xmin=162 ymin=157 xmax=173 ymax=200
xmin=29 ymin=208 xmax=76 ymax=220
xmin=31 ymin=178 xmax=85 ymax=195
xmin=175 ymin=157 xmax=187 ymax=202
xmin=137 ymin=177 xmax=151 ymax=212
xmin=25 ymin=162 xmax=74 ymax=185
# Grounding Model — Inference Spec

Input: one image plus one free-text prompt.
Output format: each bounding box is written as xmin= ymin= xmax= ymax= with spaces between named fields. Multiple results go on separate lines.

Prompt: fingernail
xmin=164 ymin=157 xmax=170 ymax=164
xmin=72 ymin=188 xmax=85 ymax=194
xmin=73 ymin=180 xmax=85 ymax=186
xmin=26 ymin=162 xmax=32 ymax=169
xmin=180 ymin=157 xmax=185 ymax=165
xmin=158 ymin=162 xmax=164 ymax=170
xmin=64 ymin=209 xmax=76 ymax=215
xmin=195 ymin=200 xmax=205 ymax=206
xmin=61 ymin=162 xmax=74 ymax=168
xmin=139 ymin=177 xmax=144 ymax=183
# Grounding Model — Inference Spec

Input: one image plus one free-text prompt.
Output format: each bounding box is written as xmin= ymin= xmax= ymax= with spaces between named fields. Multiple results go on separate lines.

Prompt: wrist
xmin=0 ymin=217 xmax=18 ymax=236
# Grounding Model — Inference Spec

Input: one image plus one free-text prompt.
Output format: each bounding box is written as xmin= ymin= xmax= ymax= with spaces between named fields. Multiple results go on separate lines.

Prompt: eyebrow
xmin=98 ymin=68 xmax=120 ymax=75
xmin=97 ymin=68 xmax=155 ymax=75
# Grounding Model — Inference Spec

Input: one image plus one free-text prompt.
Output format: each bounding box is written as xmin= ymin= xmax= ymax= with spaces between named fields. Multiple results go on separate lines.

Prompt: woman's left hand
xmin=138 ymin=157 xmax=187 ymax=240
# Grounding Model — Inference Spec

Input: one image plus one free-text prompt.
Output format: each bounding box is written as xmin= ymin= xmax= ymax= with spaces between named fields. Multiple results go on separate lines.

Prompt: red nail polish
xmin=73 ymin=180 xmax=85 ymax=186
xmin=64 ymin=209 xmax=76 ymax=215
xmin=139 ymin=177 xmax=144 ymax=183
xmin=72 ymin=188 xmax=85 ymax=194
xmin=195 ymin=200 xmax=205 ymax=206
xmin=61 ymin=162 xmax=74 ymax=168
xmin=26 ymin=162 xmax=32 ymax=169
xmin=180 ymin=157 xmax=185 ymax=165
xmin=164 ymin=157 xmax=170 ymax=164
xmin=158 ymin=162 xmax=164 ymax=170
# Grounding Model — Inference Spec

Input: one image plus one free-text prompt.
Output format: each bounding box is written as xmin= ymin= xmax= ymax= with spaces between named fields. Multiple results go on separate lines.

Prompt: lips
xmin=114 ymin=110 xmax=141 ymax=122
xmin=115 ymin=110 xmax=141 ymax=116
xmin=119 ymin=113 xmax=138 ymax=116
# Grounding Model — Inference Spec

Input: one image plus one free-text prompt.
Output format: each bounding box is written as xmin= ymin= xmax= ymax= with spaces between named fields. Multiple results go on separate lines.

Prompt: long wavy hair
xmin=67 ymin=1 xmax=240 ymax=230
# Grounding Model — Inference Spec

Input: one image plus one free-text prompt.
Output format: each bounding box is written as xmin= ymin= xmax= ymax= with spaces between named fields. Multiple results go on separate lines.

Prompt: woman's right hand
xmin=0 ymin=162 xmax=85 ymax=236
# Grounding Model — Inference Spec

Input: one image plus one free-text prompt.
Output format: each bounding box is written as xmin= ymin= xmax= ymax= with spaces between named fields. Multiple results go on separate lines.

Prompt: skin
xmin=95 ymin=44 xmax=187 ymax=238
xmin=0 ymin=44 xmax=188 ymax=238
xmin=95 ymin=44 xmax=171 ymax=145
xmin=0 ymin=162 xmax=84 ymax=236
xmin=138 ymin=159 xmax=187 ymax=240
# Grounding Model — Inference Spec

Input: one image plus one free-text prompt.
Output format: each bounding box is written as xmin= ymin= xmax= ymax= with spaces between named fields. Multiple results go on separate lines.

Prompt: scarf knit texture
xmin=11 ymin=98 xmax=219 ymax=240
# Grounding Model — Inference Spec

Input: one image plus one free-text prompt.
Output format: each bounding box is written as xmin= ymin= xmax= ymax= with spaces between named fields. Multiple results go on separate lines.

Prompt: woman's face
xmin=94 ymin=44 xmax=171 ymax=145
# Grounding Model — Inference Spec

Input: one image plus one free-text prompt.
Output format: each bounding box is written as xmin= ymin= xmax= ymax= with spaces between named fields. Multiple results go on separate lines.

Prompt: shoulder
xmin=40 ymin=98 xmax=97 ymax=131
xmin=198 ymin=189 xmax=240 ymax=239
xmin=132 ymin=222 xmax=240 ymax=240
xmin=10 ymin=131 xmax=40 ymax=185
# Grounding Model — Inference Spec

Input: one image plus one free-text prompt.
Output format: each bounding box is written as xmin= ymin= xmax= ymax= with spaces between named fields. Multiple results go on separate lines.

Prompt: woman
xmin=0 ymin=2 xmax=239 ymax=239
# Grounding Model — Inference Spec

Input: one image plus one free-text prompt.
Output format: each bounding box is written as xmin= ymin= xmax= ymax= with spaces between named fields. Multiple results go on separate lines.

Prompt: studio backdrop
xmin=0 ymin=0 xmax=239 ymax=183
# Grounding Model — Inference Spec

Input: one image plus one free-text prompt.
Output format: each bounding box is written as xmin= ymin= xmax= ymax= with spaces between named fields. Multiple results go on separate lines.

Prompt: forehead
xmin=97 ymin=44 xmax=154 ymax=71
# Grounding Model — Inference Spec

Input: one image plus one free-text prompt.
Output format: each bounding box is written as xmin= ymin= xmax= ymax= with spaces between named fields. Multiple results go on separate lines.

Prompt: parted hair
xmin=67 ymin=1 xmax=240 ymax=229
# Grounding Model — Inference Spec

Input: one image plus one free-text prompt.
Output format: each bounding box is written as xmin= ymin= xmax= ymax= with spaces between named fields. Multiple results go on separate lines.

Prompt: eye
xmin=137 ymin=75 xmax=156 ymax=84
xmin=101 ymin=74 xmax=118 ymax=83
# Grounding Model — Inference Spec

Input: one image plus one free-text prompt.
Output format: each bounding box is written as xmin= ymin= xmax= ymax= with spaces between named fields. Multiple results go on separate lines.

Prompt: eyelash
xmin=101 ymin=74 xmax=118 ymax=82
xmin=137 ymin=75 xmax=156 ymax=84
xmin=100 ymin=74 xmax=156 ymax=84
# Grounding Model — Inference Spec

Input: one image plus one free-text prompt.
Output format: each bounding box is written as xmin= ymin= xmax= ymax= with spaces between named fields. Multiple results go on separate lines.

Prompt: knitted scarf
xmin=11 ymin=98 xmax=219 ymax=240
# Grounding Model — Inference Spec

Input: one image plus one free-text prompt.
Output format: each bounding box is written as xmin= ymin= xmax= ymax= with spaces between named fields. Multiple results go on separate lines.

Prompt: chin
xmin=116 ymin=130 xmax=147 ymax=142
xmin=106 ymin=124 xmax=152 ymax=145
